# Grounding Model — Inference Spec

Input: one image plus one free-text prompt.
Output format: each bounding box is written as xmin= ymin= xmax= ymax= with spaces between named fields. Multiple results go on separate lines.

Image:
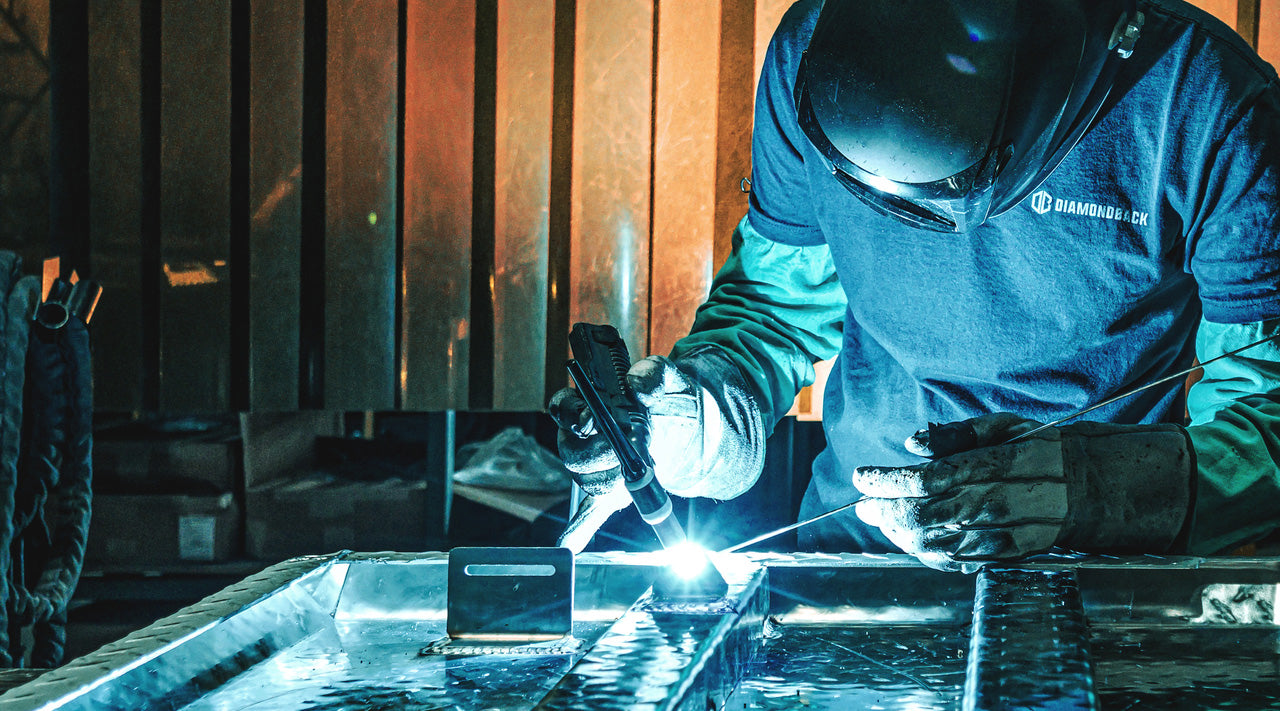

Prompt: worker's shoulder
xmin=771 ymin=0 xmax=822 ymax=49
xmin=1140 ymin=0 xmax=1278 ymax=84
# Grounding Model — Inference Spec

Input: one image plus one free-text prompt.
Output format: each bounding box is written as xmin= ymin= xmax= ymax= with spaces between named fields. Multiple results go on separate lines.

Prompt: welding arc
xmin=719 ymin=330 xmax=1280 ymax=555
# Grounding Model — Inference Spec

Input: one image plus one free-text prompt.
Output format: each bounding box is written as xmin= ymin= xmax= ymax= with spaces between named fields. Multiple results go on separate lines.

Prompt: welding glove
xmin=852 ymin=413 xmax=1194 ymax=573
xmin=549 ymin=347 xmax=765 ymax=553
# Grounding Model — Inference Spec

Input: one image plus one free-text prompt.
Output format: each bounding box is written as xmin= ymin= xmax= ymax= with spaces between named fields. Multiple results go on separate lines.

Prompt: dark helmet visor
xmin=796 ymin=0 xmax=1139 ymax=233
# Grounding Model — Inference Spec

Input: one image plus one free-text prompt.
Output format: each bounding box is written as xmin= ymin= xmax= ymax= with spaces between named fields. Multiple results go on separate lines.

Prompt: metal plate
xmin=446 ymin=546 xmax=574 ymax=641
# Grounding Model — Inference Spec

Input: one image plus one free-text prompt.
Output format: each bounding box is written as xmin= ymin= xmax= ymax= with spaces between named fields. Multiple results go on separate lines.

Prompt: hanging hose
xmin=0 ymin=254 xmax=37 ymax=668
xmin=9 ymin=313 xmax=93 ymax=668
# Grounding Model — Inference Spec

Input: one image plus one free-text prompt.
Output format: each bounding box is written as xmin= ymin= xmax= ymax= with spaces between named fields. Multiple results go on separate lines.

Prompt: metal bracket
xmin=445 ymin=546 xmax=574 ymax=642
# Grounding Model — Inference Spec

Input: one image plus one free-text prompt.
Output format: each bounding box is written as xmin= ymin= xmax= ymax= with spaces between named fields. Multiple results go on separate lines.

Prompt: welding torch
xmin=566 ymin=323 xmax=688 ymax=550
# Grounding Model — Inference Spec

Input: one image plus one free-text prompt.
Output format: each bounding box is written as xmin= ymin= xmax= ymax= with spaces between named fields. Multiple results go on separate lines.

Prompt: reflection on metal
xmin=160 ymin=0 xmax=232 ymax=413
xmin=570 ymin=0 xmax=653 ymax=355
xmin=248 ymin=0 xmax=303 ymax=411
xmin=402 ymin=0 xmax=475 ymax=410
xmin=8 ymin=554 xmax=1280 ymax=708
xmin=323 ymin=0 xmax=397 ymax=411
xmin=492 ymin=0 xmax=555 ymax=409
xmin=965 ymin=568 xmax=1095 ymax=710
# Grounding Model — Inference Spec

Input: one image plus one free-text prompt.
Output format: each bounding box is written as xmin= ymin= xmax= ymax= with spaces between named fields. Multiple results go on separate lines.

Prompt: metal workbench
xmin=1 ymin=551 xmax=1278 ymax=709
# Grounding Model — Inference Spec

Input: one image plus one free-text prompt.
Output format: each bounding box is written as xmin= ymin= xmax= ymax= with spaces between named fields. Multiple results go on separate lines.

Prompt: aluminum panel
xmin=651 ymin=0 xmax=718 ymax=358
xmin=714 ymin=0 xmax=755 ymax=271
xmin=88 ymin=0 xmax=143 ymax=411
xmin=1260 ymin=0 xmax=1280 ymax=68
xmin=7 ymin=554 xmax=1280 ymax=709
xmin=402 ymin=0 xmax=474 ymax=410
xmin=324 ymin=0 xmax=397 ymax=411
xmin=492 ymin=0 xmax=555 ymax=409
xmin=248 ymin=0 xmax=303 ymax=410
xmin=159 ymin=0 xmax=232 ymax=412
xmin=570 ymin=0 xmax=653 ymax=354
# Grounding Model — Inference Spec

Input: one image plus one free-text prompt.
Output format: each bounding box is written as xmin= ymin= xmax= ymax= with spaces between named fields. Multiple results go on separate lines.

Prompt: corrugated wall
xmin=2 ymin=0 xmax=1275 ymax=413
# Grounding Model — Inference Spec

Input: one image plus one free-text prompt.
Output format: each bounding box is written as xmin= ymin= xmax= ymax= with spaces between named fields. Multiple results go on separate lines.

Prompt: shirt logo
xmin=1027 ymin=189 xmax=1150 ymax=226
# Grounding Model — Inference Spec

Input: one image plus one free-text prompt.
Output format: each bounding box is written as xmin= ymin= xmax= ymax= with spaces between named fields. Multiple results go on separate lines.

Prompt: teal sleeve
xmin=669 ymin=215 xmax=846 ymax=430
xmin=1184 ymin=317 xmax=1280 ymax=553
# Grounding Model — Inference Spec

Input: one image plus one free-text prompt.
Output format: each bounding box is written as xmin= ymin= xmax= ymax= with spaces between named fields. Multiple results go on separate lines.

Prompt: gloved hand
xmin=548 ymin=347 xmax=765 ymax=553
xmin=852 ymin=413 xmax=1195 ymax=573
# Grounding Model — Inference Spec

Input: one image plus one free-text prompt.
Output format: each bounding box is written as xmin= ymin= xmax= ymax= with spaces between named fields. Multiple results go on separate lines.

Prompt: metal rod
xmin=720 ymin=499 xmax=861 ymax=553
xmin=720 ymin=331 xmax=1280 ymax=554
xmin=1007 ymin=331 xmax=1279 ymax=443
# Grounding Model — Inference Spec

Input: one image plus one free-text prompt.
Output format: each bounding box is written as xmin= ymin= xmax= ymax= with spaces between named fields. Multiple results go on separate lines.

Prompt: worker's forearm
xmin=669 ymin=215 xmax=845 ymax=430
xmin=1184 ymin=318 xmax=1280 ymax=553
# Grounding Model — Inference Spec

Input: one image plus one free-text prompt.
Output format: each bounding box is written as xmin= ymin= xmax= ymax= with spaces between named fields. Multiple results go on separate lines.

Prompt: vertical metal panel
xmin=651 ymin=0 xmax=718 ymax=358
xmin=0 ymin=0 xmax=50 ymax=272
xmin=571 ymin=0 xmax=653 ymax=354
xmin=715 ymin=0 xmax=755 ymax=271
xmin=88 ymin=0 xmax=142 ymax=411
xmin=492 ymin=0 xmax=555 ymax=409
xmin=754 ymin=0 xmax=791 ymax=91
xmin=1188 ymin=0 xmax=1239 ymax=28
xmin=1237 ymin=0 xmax=1261 ymax=47
xmin=325 ymin=0 xmax=397 ymax=411
xmin=402 ymin=0 xmax=474 ymax=410
xmin=543 ymin=0 xmax=576 ymax=404
xmin=248 ymin=0 xmax=303 ymax=410
xmin=1259 ymin=0 xmax=1280 ymax=68
xmin=160 ymin=0 xmax=231 ymax=412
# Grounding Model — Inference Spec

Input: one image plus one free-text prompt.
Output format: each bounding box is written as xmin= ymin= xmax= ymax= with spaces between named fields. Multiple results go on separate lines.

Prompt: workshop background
xmin=0 ymin=0 xmax=1277 ymax=665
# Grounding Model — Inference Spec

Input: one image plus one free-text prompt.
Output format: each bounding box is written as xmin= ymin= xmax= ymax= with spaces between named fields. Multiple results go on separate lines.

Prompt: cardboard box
xmin=94 ymin=424 xmax=242 ymax=493
xmin=244 ymin=475 xmax=441 ymax=560
xmin=86 ymin=493 xmax=241 ymax=569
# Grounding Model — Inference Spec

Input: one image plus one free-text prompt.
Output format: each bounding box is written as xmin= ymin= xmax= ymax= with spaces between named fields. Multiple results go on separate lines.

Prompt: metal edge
xmin=0 ymin=553 xmax=349 ymax=710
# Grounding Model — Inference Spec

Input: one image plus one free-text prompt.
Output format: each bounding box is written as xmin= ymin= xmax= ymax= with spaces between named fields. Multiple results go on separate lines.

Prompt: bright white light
xmin=665 ymin=541 xmax=713 ymax=581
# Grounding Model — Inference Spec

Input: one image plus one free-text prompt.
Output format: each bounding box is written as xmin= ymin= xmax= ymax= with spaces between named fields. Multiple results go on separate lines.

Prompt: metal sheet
xmin=492 ymin=0 xmax=555 ymax=409
xmin=324 ymin=0 xmax=397 ymax=411
xmin=88 ymin=0 xmax=143 ymax=412
xmin=651 ymin=0 xmax=718 ymax=358
xmin=965 ymin=568 xmax=1095 ymax=710
xmin=402 ymin=0 xmax=474 ymax=410
xmin=160 ymin=0 xmax=232 ymax=412
xmin=570 ymin=0 xmax=653 ymax=354
xmin=1188 ymin=0 xmax=1239 ymax=28
xmin=715 ymin=0 xmax=755 ymax=271
xmin=8 ymin=554 xmax=1280 ymax=708
xmin=248 ymin=0 xmax=303 ymax=410
xmin=1260 ymin=0 xmax=1280 ymax=68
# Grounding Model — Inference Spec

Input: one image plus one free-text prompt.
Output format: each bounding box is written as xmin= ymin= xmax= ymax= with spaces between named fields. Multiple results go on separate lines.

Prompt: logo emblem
xmin=1030 ymin=190 xmax=1054 ymax=215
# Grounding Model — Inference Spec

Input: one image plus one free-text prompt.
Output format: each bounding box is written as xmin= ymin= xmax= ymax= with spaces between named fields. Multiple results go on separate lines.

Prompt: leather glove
xmin=548 ymin=347 xmax=765 ymax=553
xmin=852 ymin=413 xmax=1194 ymax=573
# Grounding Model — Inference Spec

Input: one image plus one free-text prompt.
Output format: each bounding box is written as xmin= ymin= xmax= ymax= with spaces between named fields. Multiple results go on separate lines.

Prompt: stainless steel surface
xmin=248 ymin=0 xmax=303 ymax=411
xmin=964 ymin=568 xmax=1094 ymax=710
xmin=324 ymin=0 xmax=398 ymax=411
xmin=493 ymin=0 xmax=556 ymax=409
xmin=6 ymin=553 xmax=1280 ymax=709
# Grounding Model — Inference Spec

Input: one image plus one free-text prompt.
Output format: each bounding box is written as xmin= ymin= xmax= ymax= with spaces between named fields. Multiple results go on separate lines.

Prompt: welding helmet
xmin=795 ymin=0 xmax=1143 ymax=232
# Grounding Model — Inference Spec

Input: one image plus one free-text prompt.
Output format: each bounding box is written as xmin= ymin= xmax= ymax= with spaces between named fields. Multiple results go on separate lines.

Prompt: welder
xmin=550 ymin=0 xmax=1280 ymax=573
